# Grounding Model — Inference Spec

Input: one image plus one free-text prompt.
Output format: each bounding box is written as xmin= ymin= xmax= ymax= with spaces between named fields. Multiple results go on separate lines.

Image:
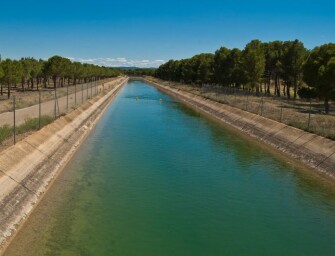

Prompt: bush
xmin=0 ymin=125 xmax=13 ymax=143
xmin=17 ymin=116 xmax=53 ymax=134
xmin=297 ymin=87 xmax=318 ymax=99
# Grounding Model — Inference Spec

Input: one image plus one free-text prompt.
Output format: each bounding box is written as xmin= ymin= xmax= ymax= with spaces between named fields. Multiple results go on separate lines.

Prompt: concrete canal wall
xmin=145 ymin=78 xmax=335 ymax=181
xmin=0 ymin=77 xmax=128 ymax=252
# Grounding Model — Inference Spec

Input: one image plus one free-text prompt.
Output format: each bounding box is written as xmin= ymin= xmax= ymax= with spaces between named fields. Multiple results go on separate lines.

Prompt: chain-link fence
xmin=147 ymin=77 xmax=335 ymax=140
xmin=0 ymin=78 xmax=120 ymax=149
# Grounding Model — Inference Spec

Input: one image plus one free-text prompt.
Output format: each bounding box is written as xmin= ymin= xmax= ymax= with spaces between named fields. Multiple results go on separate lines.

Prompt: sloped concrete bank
xmin=0 ymin=77 xmax=128 ymax=252
xmin=145 ymin=78 xmax=335 ymax=180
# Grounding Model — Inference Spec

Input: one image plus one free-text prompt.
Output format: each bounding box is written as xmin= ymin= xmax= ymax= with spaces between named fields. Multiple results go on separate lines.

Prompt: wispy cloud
xmin=66 ymin=57 xmax=165 ymax=68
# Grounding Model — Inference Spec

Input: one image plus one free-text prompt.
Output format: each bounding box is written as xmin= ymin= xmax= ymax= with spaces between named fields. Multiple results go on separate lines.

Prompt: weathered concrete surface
xmin=145 ymin=78 xmax=335 ymax=180
xmin=0 ymin=77 xmax=128 ymax=252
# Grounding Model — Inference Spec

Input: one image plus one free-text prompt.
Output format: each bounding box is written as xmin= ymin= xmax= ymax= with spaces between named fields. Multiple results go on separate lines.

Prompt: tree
xmin=20 ymin=58 xmax=33 ymax=91
xmin=71 ymin=62 xmax=84 ymax=85
xmin=264 ymin=41 xmax=283 ymax=96
xmin=0 ymin=59 xmax=23 ymax=98
xmin=194 ymin=53 xmax=214 ymax=84
xmin=303 ymin=43 xmax=335 ymax=113
xmin=30 ymin=58 xmax=43 ymax=90
xmin=242 ymin=40 xmax=266 ymax=92
xmin=280 ymin=40 xmax=307 ymax=99
xmin=226 ymin=48 xmax=244 ymax=87
xmin=43 ymin=56 xmax=71 ymax=89
xmin=0 ymin=64 xmax=4 ymax=95
xmin=214 ymin=47 xmax=231 ymax=85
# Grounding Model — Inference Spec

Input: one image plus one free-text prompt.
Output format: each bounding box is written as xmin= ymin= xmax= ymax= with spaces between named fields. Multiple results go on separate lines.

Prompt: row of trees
xmin=0 ymin=55 xmax=122 ymax=98
xmin=123 ymin=68 xmax=156 ymax=76
xmin=155 ymin=40 xmax=335 ymax=113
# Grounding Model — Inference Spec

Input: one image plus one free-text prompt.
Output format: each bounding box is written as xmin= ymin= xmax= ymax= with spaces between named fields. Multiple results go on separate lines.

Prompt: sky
xmin=0 ymin=0 xmax=334 ymax=67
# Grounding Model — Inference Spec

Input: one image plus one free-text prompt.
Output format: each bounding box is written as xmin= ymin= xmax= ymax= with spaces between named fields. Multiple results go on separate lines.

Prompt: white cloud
xmin=67 ymin=57 xmax=165 ymax=68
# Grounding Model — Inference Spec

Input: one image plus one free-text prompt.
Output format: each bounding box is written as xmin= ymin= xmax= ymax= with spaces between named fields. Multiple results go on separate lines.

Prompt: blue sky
xmin=0 ymin=0 xmax=334 ymax=67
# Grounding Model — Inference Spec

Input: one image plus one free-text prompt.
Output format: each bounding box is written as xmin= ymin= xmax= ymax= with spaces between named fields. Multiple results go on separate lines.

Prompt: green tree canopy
xmin=303 ymin=43 xmax=335 ymax=113
xmin=242 ymin=40 xmax=265 ymax=90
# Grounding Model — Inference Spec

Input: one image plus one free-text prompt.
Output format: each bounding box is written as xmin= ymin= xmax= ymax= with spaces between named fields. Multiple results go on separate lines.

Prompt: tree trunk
xmin=53 ymin=76 xmax=57 ymax=89
xmin=30 ymin=78 xmax=34 ymax=90
xmin=293 ymin=76 xmax=297 ymax=99
xmin=21 ymin=78 xmax=25 ymax=91
xmin=7 ymin=83 xmax=10 ymax=99
xmin=286 ymin=84 xmax=291 ymax=99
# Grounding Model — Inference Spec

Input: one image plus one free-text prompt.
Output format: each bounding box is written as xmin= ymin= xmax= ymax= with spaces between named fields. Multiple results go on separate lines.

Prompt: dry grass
xmin=147 ymin=77 xmax=335 ymax=140
xmin=0 ymin=78 xmax=117 ymax=113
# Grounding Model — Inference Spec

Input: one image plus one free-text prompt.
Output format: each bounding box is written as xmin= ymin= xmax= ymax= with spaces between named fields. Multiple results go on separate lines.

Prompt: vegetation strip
xmin=145 ymin=78 xmax=335 ymax=180
xmin=0 ymin=77 xmax=128 ymax=252
xmin=154 ymin=40 xmax=335 ymax=114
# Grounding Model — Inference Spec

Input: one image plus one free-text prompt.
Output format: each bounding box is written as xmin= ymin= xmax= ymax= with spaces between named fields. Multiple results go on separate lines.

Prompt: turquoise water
xmin=5 ymin=80 xmax=335 ymax=256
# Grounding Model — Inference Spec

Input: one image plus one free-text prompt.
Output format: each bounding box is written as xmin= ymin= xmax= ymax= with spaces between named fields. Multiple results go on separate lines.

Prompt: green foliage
xmin=155 ymin=54 xmax=214 ymax=85
xmin=279 ymin=40 xmax=308 ymax=98
xmin=303 ymin=43 xmax=335 ymax=113
xmin=17 ymin=116 xmax=53 ymax=134
xmin=0 ymin=59 xmax=23 ymax=85
xmin=297 ymin=87 xmax=318 ymax=99
xmin=155 ymin=39 xmax=327 ymax=103
xmin=124 ymin=68 xmax=156 ymax=76
xmin=0 ymin=65 xmax=4 ymax=80
xmin=0 ymin=125 xmax=12 ymax=143
xmin=0 ymin=116 xmax=54 ymax=143
xmin=242 ymin=40 xmax=266 ymax=89
xmin=0 ymin=54 xmax=121 ymax=95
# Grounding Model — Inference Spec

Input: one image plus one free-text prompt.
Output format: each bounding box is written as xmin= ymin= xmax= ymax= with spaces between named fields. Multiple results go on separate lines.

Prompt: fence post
xmin=75 ymin=83 xmax=77 ymax=107
xmin=13 ymin=96 xmax=16 ymax=145
xmin=91 ymin=81 xmax=93 ymax=98
xmin=246 ymin=93 xmax=249 ymax=111
xmin=82 ymin=83 xmax=84 ymax=104
xmin=54 ymin=88 xmax=57 ymax=119
xmin=66 ymin=84 xmax=69 ymax=112
xmin=280 ymin=98 xmax=283 ymax=122
xmin=307 ymin=99 xmax=312 ymax=131
xmin=39 ymin=90 xmax=41 ymax=129
xmin=260 ymin=96 xmax=264 ymax=116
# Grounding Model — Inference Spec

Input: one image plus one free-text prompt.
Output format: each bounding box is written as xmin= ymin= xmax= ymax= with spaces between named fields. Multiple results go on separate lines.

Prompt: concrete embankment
xmin=0 ymin=77 xmax=128 ymax=252
xmin=145 ymin=78 xmax=335 ymax=180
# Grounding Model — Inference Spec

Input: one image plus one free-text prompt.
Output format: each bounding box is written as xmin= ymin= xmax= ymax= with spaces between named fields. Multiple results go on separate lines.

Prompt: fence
xmin=147 ymin=77 xmax=335 ymax=140
xmin=0 ymin=78 xmax=119 ymax=149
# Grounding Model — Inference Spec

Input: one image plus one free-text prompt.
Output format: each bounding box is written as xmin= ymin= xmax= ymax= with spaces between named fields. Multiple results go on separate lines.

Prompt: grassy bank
xmin=0 ymin=116 xmax=53 ymax=143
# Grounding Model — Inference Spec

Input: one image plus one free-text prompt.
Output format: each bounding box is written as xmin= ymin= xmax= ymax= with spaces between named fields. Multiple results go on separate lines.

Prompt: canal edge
xmin=143 ymin=77 xmax=335 ymax=182
xmin=0 ymin=77 xmax=128 ymax=254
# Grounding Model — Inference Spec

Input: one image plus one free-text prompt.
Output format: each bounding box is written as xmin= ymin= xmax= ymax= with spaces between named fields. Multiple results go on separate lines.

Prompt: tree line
xmin=123 ymin=68 xmax=156 ymax=76
xmin=0 ymin=55 xmax=122 ymax=98
xmin=155 ymin=40 xmax=335 ymax=113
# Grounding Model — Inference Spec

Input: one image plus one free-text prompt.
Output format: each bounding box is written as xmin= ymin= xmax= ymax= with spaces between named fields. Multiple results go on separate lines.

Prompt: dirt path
xmin=0 ymin=78 xmax=123 ymax=127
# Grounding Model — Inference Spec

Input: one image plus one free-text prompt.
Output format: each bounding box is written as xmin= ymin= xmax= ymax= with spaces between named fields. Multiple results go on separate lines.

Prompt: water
xmin=5 ymin=80 xmax=335 ymax=256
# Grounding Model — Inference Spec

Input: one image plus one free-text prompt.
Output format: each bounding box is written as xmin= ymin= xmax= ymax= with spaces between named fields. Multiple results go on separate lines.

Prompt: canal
xmin=4 ymin=80 xmax=335 ymax=256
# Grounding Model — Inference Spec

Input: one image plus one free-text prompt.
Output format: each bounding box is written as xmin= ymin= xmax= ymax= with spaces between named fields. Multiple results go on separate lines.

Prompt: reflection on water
xmin=4 ymin=80 xmax=335 ymax=256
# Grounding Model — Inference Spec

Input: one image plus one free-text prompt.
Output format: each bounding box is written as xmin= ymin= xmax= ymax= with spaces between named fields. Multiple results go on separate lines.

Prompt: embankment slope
xmin=0 ymin=77 xmax=128 ymax=252
xmin=145 ymin=78 xmax=335 ymax=180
